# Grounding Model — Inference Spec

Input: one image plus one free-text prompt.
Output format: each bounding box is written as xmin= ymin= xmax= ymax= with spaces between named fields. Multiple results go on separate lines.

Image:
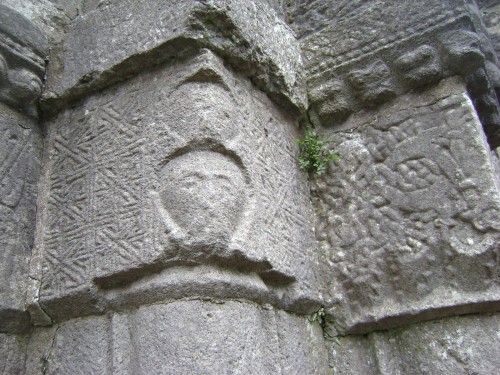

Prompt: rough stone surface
xmin=328 ymin=313 xmax=500 ymax=375
xmin=26 ymin=300 xmax=329 ymax=375
xmin=43 ymin=0 xmax=307 ymax=116
xmin=1 ymin=0 xmax=80 ymax=44
xmin=313 ymin=77 xmax=500 ymax=334
xmin=0 ymin=6 xmax=46 ymax=334
xmin=0 ymin=102 xmax=42 ymax=333
xmin=33 ymin=50 xmax=321 ymax=323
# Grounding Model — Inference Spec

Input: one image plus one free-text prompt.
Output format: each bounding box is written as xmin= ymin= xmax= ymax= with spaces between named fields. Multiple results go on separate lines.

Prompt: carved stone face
xmin=159 ymin=150 xmax=245 ymax=250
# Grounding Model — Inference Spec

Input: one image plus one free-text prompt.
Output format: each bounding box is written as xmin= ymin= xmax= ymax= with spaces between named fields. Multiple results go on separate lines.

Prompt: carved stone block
xmin=347 ymin=60 xmax=397 ymax=107
xmin=309 ymin=79 xmax=355 ymax=125
xmin=439 ymin=30 xmax=485 ymax=75
xmin=0 ymin=4 xmax=47 ymax=117
xmin=394 ymin=45 xmax=442 ymax=87
xmin=313 ymin=77 xmax=500 ymax=334
xmin=44 ymin=0 xmax=306 ymax=116
xmin=34 ymin=50 xmax=321 ymax=322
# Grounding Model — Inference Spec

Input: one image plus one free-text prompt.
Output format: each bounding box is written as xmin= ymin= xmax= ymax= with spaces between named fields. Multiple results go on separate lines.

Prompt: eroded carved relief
xmin=0 ymin=5 xmax=46 ymax=333
xmin=158 ymin=150 xmax=247 ymax=255
xmin=313 ymin=78 xmax=500 ymax=334
xmin=38 ymin=50 xmax=321 ymax=321
xmin=0 ymin=5 xmax=47 ymax=117
xmin=288 ymin=0 xmax=500 ymax=146
xmin=0 ymin=54 xmax=42 ymax=109
xmin=0 ymin=103 xmax=42 ymax=332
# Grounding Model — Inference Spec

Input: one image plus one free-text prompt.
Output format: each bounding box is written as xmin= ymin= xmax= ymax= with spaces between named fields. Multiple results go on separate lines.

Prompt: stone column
xmin=25 ymin=1 xmax=329 ymax=373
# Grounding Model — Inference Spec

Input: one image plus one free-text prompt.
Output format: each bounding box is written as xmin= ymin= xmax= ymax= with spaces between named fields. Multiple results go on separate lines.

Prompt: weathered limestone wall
xmin=0 ymin=4 xmax=47 ymax=373
xmin=0 ymin=0 xmax=79 ymax=44
xmin=286 ymin=0 xmax=500 ymax=146
xmin=26 ymin=300 xmax=328 ymax=374
xmin=285 ymin=0 xmax=500 ymax=373
xmin=0 ymin=0 xmax=499 ymax=374
xmin=41 ymin=0 xmax=307 ymax=116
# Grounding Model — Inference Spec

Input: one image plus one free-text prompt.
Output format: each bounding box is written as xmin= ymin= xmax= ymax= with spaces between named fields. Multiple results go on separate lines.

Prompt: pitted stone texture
xmin=0 ymin=103 xmax=42 ymax=333
xmin=0 ymin=333 xmax=27 ymax=375
xmin=287 ymin=0 xmax=500 ymax=142
xmin=44 ymin=0 xmax=306 ymax=116
xmin=313 ymin=78 xmax=500 ymax=334
xmin=0 ymin=5 xmax=48 ymax=116
xmin=328 ymin=313 xmax=500 ymax=375
xmin=288 ymin=0 xmax=479 ymax=78
xmin=35 ymin=50 xmax=321 ymax=321
xmin=27 ymin=301 xmax=329 ymax=375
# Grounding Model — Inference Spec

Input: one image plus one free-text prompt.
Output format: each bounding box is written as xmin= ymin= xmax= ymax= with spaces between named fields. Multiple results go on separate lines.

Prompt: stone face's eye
xmin=213 ymin=174 xmax=235 ymax=192
xmin=179 ymin=172 xmax=203 ymax=188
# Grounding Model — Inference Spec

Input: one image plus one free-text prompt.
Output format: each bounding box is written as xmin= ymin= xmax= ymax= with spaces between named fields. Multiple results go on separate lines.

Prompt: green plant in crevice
xmin=307 ymin=307 xmax=338 ymax=341
xmin=297 ymin=127 xmax=340 ymax=176
xmin=307 ymin=307 xmax=327 ymax=325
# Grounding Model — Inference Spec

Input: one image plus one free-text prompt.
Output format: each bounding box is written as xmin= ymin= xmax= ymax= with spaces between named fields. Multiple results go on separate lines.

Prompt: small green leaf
xmin=296 ymin=127 xmax=340 ymax=176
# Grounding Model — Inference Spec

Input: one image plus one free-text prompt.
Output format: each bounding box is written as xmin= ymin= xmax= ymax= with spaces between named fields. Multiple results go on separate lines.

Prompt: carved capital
xmin=0 ymin=5 xmax=48 ymax=117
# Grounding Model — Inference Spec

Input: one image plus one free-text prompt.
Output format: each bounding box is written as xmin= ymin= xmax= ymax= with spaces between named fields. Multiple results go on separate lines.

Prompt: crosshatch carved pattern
xmin=42 ymin=98 xmax=150 ymax=297
xmin=313 ymin=84 xmax=500 ymax=328
xmin=40 ymin=57 xmax=317 ymax=301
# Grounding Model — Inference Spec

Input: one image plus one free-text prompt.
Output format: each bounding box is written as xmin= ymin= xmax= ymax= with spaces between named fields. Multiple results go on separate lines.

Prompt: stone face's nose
xmin=160 ymin=150 xmax=246 ymax=249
